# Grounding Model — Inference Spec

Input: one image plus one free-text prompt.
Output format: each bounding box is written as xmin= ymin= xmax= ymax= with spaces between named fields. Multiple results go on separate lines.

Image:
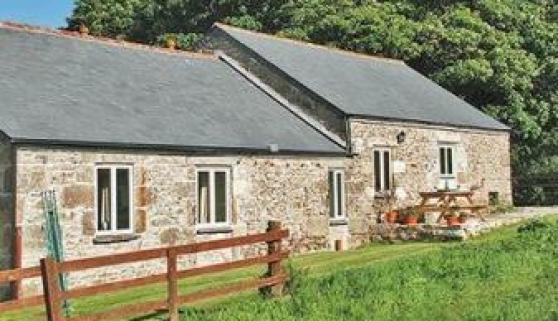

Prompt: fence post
xmin=266 ymin=220 xmax=283 ymax=296
xmin=40 ymin=257 xmax=63 ymax=321
xmin=167 ymin=248 xmax=179 ymax=321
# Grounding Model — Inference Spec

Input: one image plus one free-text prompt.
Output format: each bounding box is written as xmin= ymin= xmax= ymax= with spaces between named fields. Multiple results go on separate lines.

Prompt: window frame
xmin=94 ymin=164 xmax=134 ymax=235
xmin=195 ymin=167 xmax=231 ymax=228
xmin=329 ymin=169 xmax=346 ymax=219
xmin=373 ymin=148 xmax=392 ymax=193
xmin=439 ymin=144 xmax=456 ymax=178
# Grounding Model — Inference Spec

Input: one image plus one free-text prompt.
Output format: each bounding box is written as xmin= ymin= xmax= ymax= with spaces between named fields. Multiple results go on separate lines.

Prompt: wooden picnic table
xmin=418 ymin=190 xmax=487 ymax=222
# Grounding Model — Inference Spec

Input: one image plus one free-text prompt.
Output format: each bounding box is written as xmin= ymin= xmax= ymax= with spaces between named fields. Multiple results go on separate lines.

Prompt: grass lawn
xmin=1 ymin=215 xmax=557 ymax=321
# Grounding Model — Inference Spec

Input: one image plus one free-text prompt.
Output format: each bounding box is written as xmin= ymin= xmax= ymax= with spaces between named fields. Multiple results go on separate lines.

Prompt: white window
xmin=197 ymin=168 xmax=230 ymax=226
xmin=95 ymin=165 xmax=133 ymax=234
xmin=373 ymin=148 xmax=391 ymax=192
xmin=439 ymin=145 xmax=455 ymax=177
xmin=328 ymin=169 xmax=345 ymax=219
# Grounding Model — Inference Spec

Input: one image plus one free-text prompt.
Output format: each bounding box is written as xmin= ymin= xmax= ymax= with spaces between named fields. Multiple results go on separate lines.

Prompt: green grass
xmin=2 ymin=215 xmax=557 ymax=321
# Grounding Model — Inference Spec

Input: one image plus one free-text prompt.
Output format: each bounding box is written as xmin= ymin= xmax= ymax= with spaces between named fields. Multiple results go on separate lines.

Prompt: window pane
xmin=214 ymin=172 xmax=227 ymax=223
xmin=116 ymin=168 xmax=130 ymax=230
xmin=383 ymin=151 xmax=390 ymax=190
xmin=97 ymin=168 xmax=111 ymax=231
xmin=374 ymin=151 xmax=381 ymax=191
xmin=328 ymin=171 xmax=335 ymax=218
xmin=336 ymin=172 xmax=343 ymax=217
xmin=440 ymin=148 xmax=446 ymax=174
xmin=198 ymin=172 xmax=210 ymax=224
xmin=447 ymin=148 xmax=453 ymax=175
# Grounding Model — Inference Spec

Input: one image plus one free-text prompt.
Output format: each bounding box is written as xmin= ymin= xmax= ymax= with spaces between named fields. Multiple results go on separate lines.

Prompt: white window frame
xmin=94 ymin=164 xmax=134 ymax=235
xmin=373 ymin=148 xmax=392 ymax=193
xmin=195 ymin=167 xmax=231 ymax=228
xmin=439 ymin=144 xmax=456 ymax=178
xmin=329 ymin=169 xmax=346 ymax=219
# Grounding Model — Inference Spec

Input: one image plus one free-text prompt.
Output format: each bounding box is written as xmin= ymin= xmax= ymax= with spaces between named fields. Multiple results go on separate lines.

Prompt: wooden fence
xmin=0 ymin=221 xmax=289 ymax=321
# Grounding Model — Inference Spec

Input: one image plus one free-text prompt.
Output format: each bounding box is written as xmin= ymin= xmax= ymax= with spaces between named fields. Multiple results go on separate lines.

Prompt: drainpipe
xmin=10 ymin=144 xmax=21 ymax=299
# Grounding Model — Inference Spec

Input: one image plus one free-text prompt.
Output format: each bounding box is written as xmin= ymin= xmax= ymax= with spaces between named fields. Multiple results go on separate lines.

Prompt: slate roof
xmin=0 ymin=25 xmax=344 ymax=154
xmin=214 ymin=24 xmax=509 ymax=131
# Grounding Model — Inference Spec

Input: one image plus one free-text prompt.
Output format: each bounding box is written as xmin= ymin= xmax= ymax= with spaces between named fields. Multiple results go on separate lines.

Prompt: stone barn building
xmin=0 ymin=22 xmax=511 ymax=296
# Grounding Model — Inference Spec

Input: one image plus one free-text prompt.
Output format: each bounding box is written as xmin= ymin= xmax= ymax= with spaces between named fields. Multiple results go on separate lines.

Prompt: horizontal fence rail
xmin=0 ymin=221 xmax=289 ymax=321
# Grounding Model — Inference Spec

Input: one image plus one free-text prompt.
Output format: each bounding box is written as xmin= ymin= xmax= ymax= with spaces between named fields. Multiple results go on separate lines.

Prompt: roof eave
xmin=347 ymin=114 xmax=511 ymax=132
xmin=9 ymin=137 xmax=347 ymax=157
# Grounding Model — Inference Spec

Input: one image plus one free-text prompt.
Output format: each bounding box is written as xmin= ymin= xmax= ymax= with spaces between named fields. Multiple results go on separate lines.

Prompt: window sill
xmin=196 ymin=226 xmax=233 ymax=235
xmin=374 ymin=192 xmax=391 ymax=199
xmin=93 ymin=234 xmax=140 ymax=244
xmin=329 ymin=218 xmax=349 ymax=226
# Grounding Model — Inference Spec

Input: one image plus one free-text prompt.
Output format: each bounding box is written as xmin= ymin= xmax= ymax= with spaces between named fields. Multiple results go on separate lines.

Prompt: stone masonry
xmin=14 ymin=147 xmax=354 ymax=294
xmin=349 ymin=119 xmax=512 ymax=210
xmin=6 ymin=118 xmax=512 ymax=296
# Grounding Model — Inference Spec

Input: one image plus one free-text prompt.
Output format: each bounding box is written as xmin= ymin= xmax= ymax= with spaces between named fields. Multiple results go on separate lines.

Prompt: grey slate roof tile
xmin=0 ymin=26 xmax=344 ymax=154
xmin=215 ymin=24 xmax=509 ymax=131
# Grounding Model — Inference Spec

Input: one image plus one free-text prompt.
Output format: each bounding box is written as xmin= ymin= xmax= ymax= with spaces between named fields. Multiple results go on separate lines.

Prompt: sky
xmin=0 ymin=0 xmax=74 ymax=28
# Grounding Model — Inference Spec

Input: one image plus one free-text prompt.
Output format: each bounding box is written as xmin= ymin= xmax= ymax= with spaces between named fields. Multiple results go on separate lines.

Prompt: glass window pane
xmin=447 ymin=148 xmax=453 ymax=175
xmin=328 ymin=171 xmax=335 ymax=218
xmin=97 ymin=168 xmax=111 ymax=231
xmin=336 ymin=172 xmax=343 ymax=217
xmin=214 ymin=172 xmax=227 ymax=223
xmin=116 ymin=168 xmax=130 ymax=230
xmin=198 ymin=171 xmax=210 ymax=224
xmin=374 ymin=151 xmax=381 ymax=191
xmin=440 ymin=148 xmax=446 ymax=174
xmin=383 ymin=151 xmax=390 ymax=190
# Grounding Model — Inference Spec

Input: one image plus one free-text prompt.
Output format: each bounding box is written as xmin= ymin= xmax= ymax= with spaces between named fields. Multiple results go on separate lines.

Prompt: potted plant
xmin=384 ymin=185 xmax=398 ymax=224
xmin=445 ymin=212 xmax=460 ymax=227
xmin=402 ymin=207 xmax=419 ymax=226
xmin=458 ymin=212 xmax=468 ymax=224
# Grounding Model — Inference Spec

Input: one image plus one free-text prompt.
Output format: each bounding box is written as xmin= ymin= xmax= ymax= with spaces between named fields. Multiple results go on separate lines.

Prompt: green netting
xmin=42 ymin=190 xmax=71 ymax=316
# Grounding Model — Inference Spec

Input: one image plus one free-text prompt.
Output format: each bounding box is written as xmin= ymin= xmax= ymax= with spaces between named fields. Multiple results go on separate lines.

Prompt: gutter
xmin=10 ymin=138 xmax=346 ymax=157
xmin=216 ymin=51 xmax=347 ymax=149
xmin=348 ymin=114 xmax=511 ymax=133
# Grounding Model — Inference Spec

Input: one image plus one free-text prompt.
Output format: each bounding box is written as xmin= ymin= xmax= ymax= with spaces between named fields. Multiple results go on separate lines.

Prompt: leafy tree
xmin=68 ymin=0 xmax=558 ymax=189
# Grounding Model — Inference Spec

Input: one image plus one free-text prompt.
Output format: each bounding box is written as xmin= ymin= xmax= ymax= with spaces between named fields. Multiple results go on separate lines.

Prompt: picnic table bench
xmin=418 ymin=191 xmax=488 ymax=223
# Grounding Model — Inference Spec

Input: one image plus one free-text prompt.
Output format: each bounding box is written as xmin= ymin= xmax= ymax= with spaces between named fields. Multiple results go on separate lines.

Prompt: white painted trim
xmin=329 ymin=169 xmax=346 ymax=219
xmin=94 ymin=164 xmax=134 ymax=235
xmin=195 ymin=167 xmax=231 ymax=227
xmin=373 ymin=148 xmax=392 ymax=193
xmin=438 ymin=144 xmax=456 ymax=178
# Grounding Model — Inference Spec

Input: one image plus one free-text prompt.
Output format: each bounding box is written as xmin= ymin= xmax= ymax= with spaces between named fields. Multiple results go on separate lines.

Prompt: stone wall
xmin=13 ymin=119 xmax=512 ymax=295
xmin=349 ymin=119 xmax=512 ymax=217
xmin=0 ymin=137 xmax=14 ymax=299
xmin=14 ymin=147 xmax=355 ymax=295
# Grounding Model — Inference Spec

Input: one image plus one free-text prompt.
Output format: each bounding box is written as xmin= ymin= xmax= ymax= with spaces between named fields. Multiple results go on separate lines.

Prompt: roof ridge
xmin=213 ymin=22 xmax=405 ymax=65
xmin=0 ymin=21 xmax=217 ymax=60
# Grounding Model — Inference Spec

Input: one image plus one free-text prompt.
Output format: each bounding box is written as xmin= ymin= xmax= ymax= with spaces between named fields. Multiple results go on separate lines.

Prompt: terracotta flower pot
xmin=403 ymin=216 xmax=418 ymax=226
xmin=445 ymin=215 xmax=460 ymax=227
xmin=385 ymin=211 xmax=399 ymax=224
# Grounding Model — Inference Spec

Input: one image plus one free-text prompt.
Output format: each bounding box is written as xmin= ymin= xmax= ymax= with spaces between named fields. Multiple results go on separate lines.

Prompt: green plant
xmin=517 ymin=219 xmax=550 ymax=233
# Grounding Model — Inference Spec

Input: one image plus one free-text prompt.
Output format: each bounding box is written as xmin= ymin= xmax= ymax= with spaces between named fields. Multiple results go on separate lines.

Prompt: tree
xmin=68 ymin=0 xmax=558 ymax=181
